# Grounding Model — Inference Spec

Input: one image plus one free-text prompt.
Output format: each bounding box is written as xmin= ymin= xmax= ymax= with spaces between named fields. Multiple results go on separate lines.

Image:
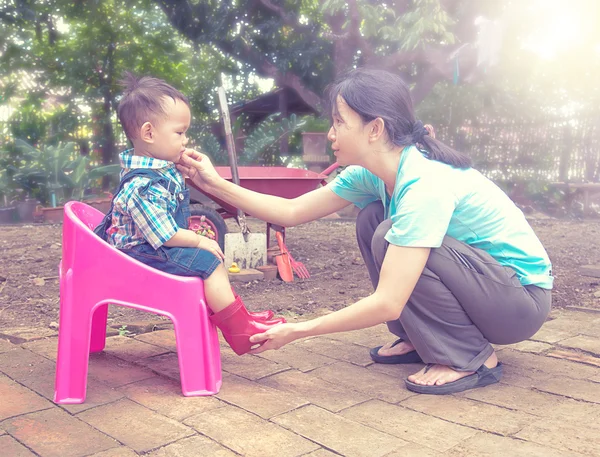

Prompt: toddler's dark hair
xmin=117 ymin=72 xmax=189 ymax=141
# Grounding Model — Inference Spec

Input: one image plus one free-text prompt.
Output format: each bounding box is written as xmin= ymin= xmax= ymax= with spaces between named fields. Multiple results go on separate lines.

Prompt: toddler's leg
xmin=203 ymin=263 xmax=236 ymax=313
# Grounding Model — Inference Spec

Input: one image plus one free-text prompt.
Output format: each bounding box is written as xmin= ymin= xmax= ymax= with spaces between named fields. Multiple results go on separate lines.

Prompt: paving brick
xmin=255 ymin=343 xmax=336 ymax=372
xmin=0 ymin=327 xmax=57 ymax=344
xmin=505 ymin=340 xmax=553 ymax=354
xmin=77 ymin=399 xmax=194 ymax=454
xmin=459 ymin=383 xmax=572 ymax=417
xmin=272 ymin=404 xmax=406 ymax=457
xmin=0 ymin=434 xmax=37 ymax=456
xmin=401 ymin=394 xmax=536 ymax=436
xmin=220 ymin=352 xmax=290 ymax=380
xmin=323 ymin=324 xmax=393 ymax=348
xmin=447 ymin=432 xmax=584 ymax=457
xmin=0 ymin=346 xmax=125 ymax=413
xmin=0 ymin=348 xmax=57 ymax=397
xmin=63 ymin=378 xmax=128 ymax=414
xmin=119 ymin=376 xmax=225 ymax=421
xmin=530 ymin=317 xmax=595 ymax=343
xmin=88 ymin=352 xmax=157 ymax=388
xmin=534 ymin=376 xmax=600 ymax=403
xmin=1 ymin=408 xmax=117 ymax=457
xmin=184 ymin=405 xmax=319 ymax=457
xmin=340 ymin=399 xmax=477 ymax=452
xmin=302 ymin=449 xmax=340 ymax=457
xmin=260 ymin=369 xmax=369 ymax=413
xmin=310 ymin=361 xmax=414 ymax=403
xmin=216 ymin=373 xmax=308 ymax=418
xmin=104 ymin=336 xmax=171 ymax=362
xmin=500 ymin=349 xmax=599 ymax=379
xmin=22 ymin=337 xmax=58 ymax=360
xmin=581 ymin=322 xmax=600 ymax=338
xmin=516 ymin=416 xmax=600 ymax=455
xmin=559 ymin=335 xmax=600 ymax=356
xmin=384 ymin=443 xmax=444 ymax=457
xmin=498 ymin=364 xmax=553 ymax=389
xmin=148 ymin=435 xmax=237 ymax=456
xmin=367 ymin=361 xmax=424 ymax=380
xmin=295 ymin=337 xmax=373 ymax=367
xmin=0 ymin=338 xmax=14 ymax=353
xmin=87 ymin=447 xmax=139 ymax=457
xmin=0 ymin=374 xmax=52 ymax=421
xmin=136 ymin=353 xmax=181 ymax=382
xmin=135 ymin=330 xmax=177 ymax=352
xmin=111 ymin=320 xmax=171 ymax=335
xmin=546 ymin=349 xmax=600 ymax=367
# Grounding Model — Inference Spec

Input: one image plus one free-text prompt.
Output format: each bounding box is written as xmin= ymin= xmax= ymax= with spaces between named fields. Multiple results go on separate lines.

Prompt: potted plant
xmin=12 ymin=139 xmax=119 ymax=223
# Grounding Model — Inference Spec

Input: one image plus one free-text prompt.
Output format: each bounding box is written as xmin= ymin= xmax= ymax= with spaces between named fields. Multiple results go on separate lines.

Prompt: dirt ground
xmin=1 ymin=213 xmax=600 ymax=335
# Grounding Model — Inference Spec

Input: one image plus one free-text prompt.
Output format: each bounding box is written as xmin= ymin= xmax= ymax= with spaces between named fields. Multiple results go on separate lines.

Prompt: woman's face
xmin=327 ymin=96 xmax=369 ymax=166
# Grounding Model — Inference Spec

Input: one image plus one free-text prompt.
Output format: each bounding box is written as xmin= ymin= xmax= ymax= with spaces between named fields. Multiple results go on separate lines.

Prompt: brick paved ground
xmin=1 ymin=308 xmax=599 ymax=456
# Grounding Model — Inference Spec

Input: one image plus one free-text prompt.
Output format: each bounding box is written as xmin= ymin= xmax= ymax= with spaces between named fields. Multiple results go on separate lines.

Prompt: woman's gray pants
xmin=356 ymin=202 xmax=552 ymax=372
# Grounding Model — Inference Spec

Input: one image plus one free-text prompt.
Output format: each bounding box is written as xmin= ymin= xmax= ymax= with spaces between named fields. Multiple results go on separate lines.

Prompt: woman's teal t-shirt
xmin=328 ymin=146 xmax=553 ymax=289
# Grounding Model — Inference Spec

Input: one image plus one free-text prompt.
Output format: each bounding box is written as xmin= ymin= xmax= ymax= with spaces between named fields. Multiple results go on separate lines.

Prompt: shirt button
xmin=178 ymin=193 xmax=184 ymax=201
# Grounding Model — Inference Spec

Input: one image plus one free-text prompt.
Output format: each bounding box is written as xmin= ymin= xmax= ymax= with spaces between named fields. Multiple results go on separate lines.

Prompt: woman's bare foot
xmin=376 ymin=339 xmax=416 ymax=357
xmin=407 ymin=352 xmax=498 ymax=386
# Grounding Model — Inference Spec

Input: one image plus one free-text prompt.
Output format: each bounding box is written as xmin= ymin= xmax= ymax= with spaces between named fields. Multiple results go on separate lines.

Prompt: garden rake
xmin=288 ymin=251 xmax=310 ymax=279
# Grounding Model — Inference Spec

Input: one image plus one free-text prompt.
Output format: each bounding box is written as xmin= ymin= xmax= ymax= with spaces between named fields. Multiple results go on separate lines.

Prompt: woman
xmin=178 ymin=68 xmax=553 ymax=395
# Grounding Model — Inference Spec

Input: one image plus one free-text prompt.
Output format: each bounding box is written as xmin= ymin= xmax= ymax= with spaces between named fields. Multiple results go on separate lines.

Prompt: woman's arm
xmin=249 ymin=244 xmax=431 ymax=352
xmin=178 ymin=149 xmax=350 ymax=227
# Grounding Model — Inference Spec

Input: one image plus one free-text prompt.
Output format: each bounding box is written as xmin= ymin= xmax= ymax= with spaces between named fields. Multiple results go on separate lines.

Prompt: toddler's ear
xmin=140 ymin=122 xmax=154 ymax=143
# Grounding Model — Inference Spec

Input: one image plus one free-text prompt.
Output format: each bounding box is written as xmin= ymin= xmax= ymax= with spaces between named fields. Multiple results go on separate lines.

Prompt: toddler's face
xmin=151 ymin=97 xmax=191 ymax=163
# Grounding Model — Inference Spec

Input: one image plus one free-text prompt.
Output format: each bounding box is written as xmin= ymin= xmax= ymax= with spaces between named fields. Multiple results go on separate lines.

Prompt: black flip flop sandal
xmin=405 ymin=362 xmax=503 ymax=395
xmin=369 ymin=338 xmax=423 ymax=364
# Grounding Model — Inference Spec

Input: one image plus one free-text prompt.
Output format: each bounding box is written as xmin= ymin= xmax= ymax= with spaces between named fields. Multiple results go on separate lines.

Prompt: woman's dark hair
xmin=325 ymin=68 xmax=471 ymax=169
xmin=117 ymin=71 xmax=190 ymax=141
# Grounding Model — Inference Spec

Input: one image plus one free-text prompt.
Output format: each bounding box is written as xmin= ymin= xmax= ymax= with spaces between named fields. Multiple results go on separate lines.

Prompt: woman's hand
xmin=249 ymin=323 xmax=304 ymax=354
xmin=196 ymin=235 xmax=225 ymax=261
xmin=177 ymin=149 xmax=221 ymax=191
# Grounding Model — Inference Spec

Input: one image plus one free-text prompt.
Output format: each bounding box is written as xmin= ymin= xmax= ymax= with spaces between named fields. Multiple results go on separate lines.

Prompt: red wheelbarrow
xmin=186 ymin=162 xmax=339 ymax=251
xmin=186 ymin=86 xmax=338 ymax=281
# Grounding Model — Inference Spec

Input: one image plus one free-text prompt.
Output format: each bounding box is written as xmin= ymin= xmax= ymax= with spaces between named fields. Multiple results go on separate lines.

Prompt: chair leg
xmin=173 ymin=302 xmax=222 ymax=396
xmin=54 ymin=274 xmax=93 ymax=404
xmin=90 ymin=304 xmax=109 ymax=353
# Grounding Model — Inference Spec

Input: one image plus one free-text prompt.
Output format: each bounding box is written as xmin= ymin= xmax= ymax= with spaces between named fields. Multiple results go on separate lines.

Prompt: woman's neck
xmin=362 ymin=144 xmax=405 ymax=192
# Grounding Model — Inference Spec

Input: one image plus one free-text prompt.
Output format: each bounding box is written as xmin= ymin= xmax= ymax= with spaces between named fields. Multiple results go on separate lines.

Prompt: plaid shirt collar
xmin=119 ymin=149 xmax=176 ymax=171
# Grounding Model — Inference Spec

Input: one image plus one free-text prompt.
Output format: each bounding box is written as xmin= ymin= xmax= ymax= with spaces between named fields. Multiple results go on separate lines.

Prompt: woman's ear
xmin=368 ymin=118 xmax=386 ymax=143
xmin=140 ymin=122 xmax=154 ymax=143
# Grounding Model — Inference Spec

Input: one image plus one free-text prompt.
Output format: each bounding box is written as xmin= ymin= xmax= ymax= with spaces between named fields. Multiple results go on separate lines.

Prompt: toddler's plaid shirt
xmin=108 ymin=149 xmax=186 ymax=250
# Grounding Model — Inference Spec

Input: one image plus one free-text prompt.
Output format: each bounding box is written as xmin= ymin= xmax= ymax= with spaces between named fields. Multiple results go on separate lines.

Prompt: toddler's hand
xmin=196 ymin=235 xmax=225 ymax=261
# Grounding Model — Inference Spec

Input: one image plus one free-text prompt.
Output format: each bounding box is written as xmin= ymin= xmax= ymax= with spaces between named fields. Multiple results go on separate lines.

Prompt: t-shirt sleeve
xmin=127 ymin=179 xmax=178 ymax=249
xmin=386 ymin=178 xmax=457 ymax=248
xmin=327 ymin=166 xmax=381 ymax=208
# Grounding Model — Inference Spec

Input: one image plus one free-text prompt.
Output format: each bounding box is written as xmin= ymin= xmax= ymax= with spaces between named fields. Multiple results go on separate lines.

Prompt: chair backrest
xmin=62 ymin=201 xmax=106 ymax=273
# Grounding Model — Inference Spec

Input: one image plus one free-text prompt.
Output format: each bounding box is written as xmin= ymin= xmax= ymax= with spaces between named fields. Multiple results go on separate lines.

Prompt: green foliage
xmin=243 ymin=114 xmax=306 ymax=165
xmin=10 ymin=139 xmax=119 ymax=205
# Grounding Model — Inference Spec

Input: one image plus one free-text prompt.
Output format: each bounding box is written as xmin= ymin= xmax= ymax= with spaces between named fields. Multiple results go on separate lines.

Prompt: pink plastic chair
xmin=54 ymin=201 xmax=222 ymax=404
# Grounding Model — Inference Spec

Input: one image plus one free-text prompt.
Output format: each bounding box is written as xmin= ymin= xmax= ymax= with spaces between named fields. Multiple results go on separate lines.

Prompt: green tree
xmin=0 ymin=0 xmax=237 ymax=169
xmin=155 ymin=0 xmax=501 ymax=111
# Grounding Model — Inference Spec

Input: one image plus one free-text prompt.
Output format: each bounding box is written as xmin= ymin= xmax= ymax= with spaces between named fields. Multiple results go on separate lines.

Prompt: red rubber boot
xmin=231 ymin=287 xmax=283 ymax=323
xmin=210 ymin=296 xmax=285 ymax=355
